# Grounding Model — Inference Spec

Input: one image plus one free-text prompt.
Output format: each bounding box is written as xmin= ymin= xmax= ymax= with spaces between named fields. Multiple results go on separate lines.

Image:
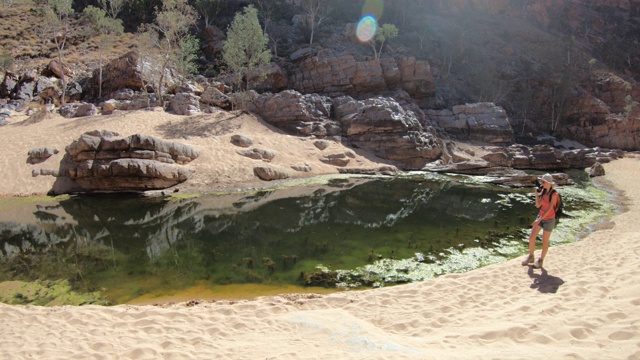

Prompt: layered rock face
xmin=275 ymin=49 xmax=436 ymax=100
xmin=58 ymin=131 xmax=199 ymax=192
xmin=247 ymin=89 xmax=445 ymax=170
xmin=560 ymin=71 xmax=640 ymax=150
xmin=427 ymin=103 xmax=514 ymax=144
xmin=335 ymin=95 xmax=444 ymax=169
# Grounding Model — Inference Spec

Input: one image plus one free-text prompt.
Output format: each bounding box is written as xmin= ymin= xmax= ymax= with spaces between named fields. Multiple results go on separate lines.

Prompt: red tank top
xmin=539 ymin=190 xmax=557 ymax=220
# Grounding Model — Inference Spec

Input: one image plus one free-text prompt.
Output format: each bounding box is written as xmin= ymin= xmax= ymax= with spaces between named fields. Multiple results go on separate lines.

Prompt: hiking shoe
xmin=521 ymin=254 xmax=534 ymax=266
xmin=533 ymin=258 xmax=544 ymax=269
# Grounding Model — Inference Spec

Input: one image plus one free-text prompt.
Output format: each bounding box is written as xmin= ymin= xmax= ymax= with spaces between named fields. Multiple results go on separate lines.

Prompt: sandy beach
xmin=0 ymin=110 xmax=639 ymax=359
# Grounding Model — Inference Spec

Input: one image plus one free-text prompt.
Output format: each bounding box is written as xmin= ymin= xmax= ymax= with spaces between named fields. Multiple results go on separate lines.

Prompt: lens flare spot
xmin=356 ymin=15 xmax=377 ymax=43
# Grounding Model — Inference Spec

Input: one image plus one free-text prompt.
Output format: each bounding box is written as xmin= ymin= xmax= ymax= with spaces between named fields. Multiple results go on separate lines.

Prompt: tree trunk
xmin=158 ymin=57 xmax=169 ymax=107
xmin=309 ymin=17 xmax=315 ymax=45
xmin=98 ymin=50 xmax=103 ymax=99
xmin=58 ymin=54 xmax=67 ymax=105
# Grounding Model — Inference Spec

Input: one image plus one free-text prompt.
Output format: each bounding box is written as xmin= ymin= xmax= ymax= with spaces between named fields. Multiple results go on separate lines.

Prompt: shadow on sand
xmin=528 ymin=266 xmax=565 ymax=294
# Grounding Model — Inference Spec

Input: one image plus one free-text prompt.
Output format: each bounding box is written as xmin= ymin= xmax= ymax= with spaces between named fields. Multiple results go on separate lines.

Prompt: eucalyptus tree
xmin=36 ymin=0 xmax=73 ymax=104
xmin=369 ymin=23 xmax=398 ymax=60
xmin=98 ymin=0 xmax=126 ymax=19
xmin=134 ymin=30 xmax=162 ymax=108
xmin=139 ymin=0 xmax=199 ymax=105
xmin=80 ymin=6 xmax=124 ymax=99
xmin=299 ymin=0 xmax=336 ymax=45
xmin=192 ymin=0 xmax=227 ymax=29
xmin=0 ymin=49 xmax=12 ymax=72
xmin=222 ymin=4 xmax=271 ymax=98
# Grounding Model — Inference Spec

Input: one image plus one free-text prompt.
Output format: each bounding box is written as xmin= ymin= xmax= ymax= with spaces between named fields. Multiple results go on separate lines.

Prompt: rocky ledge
xmin=39 ymin=130 xmax=199 ymax=193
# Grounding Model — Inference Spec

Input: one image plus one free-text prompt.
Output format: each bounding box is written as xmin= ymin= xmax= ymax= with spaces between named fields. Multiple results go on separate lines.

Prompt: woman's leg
xmin=528 ymin=224 xmax=542 ymax=255
xmin=540 ymin=230 xmax=552 ymax=259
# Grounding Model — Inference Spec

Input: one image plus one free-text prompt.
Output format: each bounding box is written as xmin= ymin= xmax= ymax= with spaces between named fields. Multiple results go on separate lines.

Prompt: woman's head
xmin=539 ymin=173 xmax=555 ymax=188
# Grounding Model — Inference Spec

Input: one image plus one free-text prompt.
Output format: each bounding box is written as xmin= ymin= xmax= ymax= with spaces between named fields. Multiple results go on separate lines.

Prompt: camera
xmin=533 ymin=179 xmax=543 ymax=191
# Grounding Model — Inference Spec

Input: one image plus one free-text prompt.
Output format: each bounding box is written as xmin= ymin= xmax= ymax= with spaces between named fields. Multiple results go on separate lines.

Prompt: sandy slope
xmin=0 ymin=108 xmax=393 ymax=197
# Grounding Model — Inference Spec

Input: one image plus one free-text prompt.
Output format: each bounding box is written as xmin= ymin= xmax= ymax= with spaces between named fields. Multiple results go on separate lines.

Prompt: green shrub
xmin=0 ymin=49 xmax=13 ymax=71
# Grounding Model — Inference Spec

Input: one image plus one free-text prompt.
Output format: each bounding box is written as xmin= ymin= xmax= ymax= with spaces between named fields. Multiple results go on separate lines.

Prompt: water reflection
xmin=0 ymin=174 xmax=607 ymax=304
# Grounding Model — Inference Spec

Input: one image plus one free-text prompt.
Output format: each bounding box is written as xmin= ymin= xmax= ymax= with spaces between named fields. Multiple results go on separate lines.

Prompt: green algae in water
xmin=0 ymin=279 xmax=109 ymax=306
xmin=0 ymin=173 xmax=618 ymax=305
xmin=315 ymin=173 xmax=618 ymax=289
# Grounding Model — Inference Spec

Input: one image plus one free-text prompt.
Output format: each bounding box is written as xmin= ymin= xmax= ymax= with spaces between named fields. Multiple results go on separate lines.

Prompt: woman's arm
xmin=534 ymin=189 xmax=542 ymax=208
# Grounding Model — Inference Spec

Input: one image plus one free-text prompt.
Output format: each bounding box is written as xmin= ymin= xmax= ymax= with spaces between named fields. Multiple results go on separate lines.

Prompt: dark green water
xmin=0 ymin=171 xmax=615 ymax=305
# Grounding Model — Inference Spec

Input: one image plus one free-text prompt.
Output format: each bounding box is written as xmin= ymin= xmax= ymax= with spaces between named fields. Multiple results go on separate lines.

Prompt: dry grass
xmin=1 ymin=2 xmax=138 ymax=76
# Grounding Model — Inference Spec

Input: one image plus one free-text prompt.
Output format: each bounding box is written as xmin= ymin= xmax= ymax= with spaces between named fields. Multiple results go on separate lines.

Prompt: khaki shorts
xmin=539 ymin=218 xmax=556 ymax=232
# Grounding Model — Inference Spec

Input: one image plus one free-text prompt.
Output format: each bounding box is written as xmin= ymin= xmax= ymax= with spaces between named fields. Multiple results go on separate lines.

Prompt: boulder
xmin=200 ymin=86 xmax=231 ymax=108
xmin=313 ymin=140 xmax=331 ymax=150
xmin=0 ymin=72 xmax=19 ymax=98
xmin=54 ymin=131 xmax=199 ymax=193
xmin=59 ymin=103 xmax=98 ymax=118
xmin=99 ymin=89 xmax=162 ymax=111
xmin=230 ymin=135 xmax=253 ymax=148
xmin=291 ymin=164 xmax=313 ymax=172
xmin=36 ymin=77 xmax=61 ymax=104
xmin=319 ymin=152 xmax=352 ymax=167
xmin=170 ymin=92 xmax=201 ymax=115
xmin=65 ymin=81 xmax=83 ymax=103
xmin=3 ymin=99 xmax=26 ymax=112
xmin=48 ymin=59 xmax=73 ymax=79
xmin=14 ymin=77 xmax=35 ymax=102
xmin=100 ymin=99 xmax=117 ymax=114
xmin=253 ymin=166 xmax=290 ymax=181
xmin=27 ymin=147 xmax=59 ymax=164
xmin=84 ymin=51 xmax=178 ymax=100
xmin=247 ymin=62 xmax=288 ymax=92
xmin=237 ymin=148 xmax=276 ymax=162
xmin=289 ymin=47 xmax=316 ymax=62
xmin=588 ymin=162 xmax=605 ymax=177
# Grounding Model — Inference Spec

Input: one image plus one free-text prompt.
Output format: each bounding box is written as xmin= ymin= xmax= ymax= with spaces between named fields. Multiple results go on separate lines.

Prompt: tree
xmin=299 ymin=0 xmax=335 ymax=45
xmin=36 ymin=0 xmax=73 ymax=104
xmin=0 ymin=48 xmax=13 ymax=72
xmin=140 ymin=0 xmax=198 ymax=105
xmin=222 ymin=5 xmax=271 ymax=95
xmin=192 ymin=0 xmax=227 ymax=29
xmin=80 ymin=5 xmax=124 ymax=99
xmin=135 ymin=30 xmax=163 ymax=109
xmin=98 ymin=0 xmax=125 ymax=19
xmin=174 ymin=34 xmax=200 ymax=81
xmin=368 ymin=23 xmax=398 ymax=60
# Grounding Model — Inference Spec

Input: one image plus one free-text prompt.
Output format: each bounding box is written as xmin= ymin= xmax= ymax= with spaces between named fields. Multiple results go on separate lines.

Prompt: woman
xmin=521 ymin=173 xmax=560 ymax=269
